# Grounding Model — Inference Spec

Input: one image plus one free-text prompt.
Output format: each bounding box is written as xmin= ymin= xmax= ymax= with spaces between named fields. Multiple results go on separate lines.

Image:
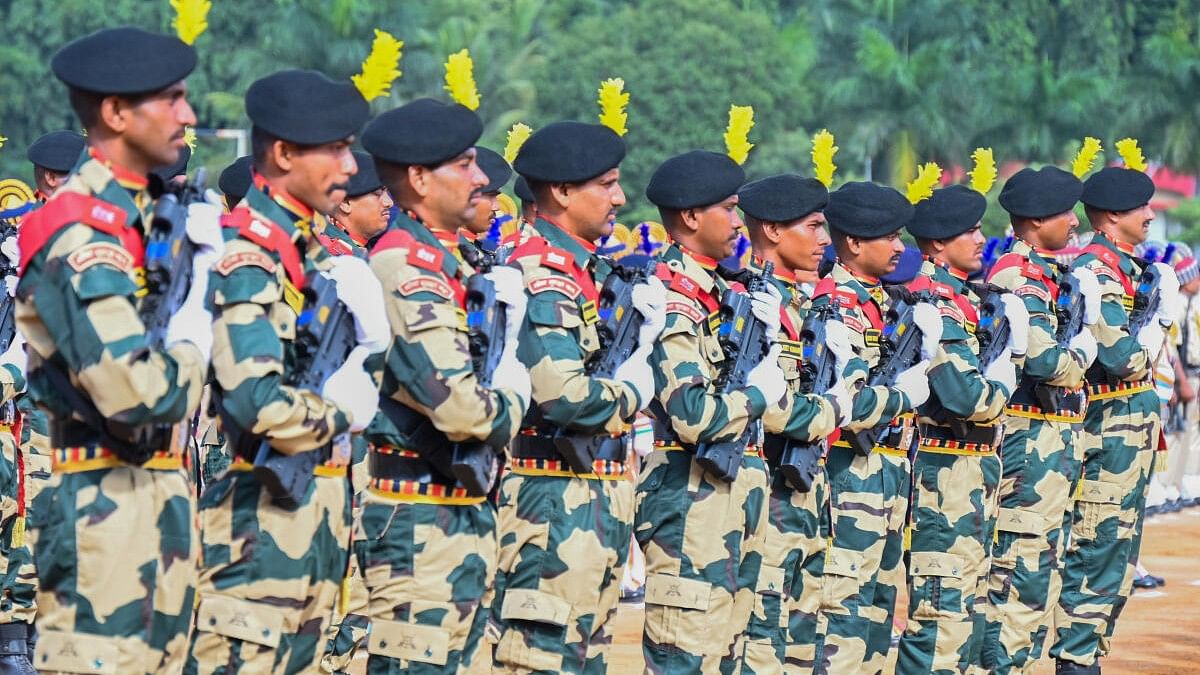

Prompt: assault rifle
xmin=1129 ymin=262 xmax=1165 ymax=335
xmin=770 ymin=303 xmax=840 ymax=492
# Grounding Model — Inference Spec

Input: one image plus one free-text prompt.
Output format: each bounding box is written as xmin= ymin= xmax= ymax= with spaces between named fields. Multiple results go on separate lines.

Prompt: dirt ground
xmin=349 ymin=507 xmax=1200 ymax=673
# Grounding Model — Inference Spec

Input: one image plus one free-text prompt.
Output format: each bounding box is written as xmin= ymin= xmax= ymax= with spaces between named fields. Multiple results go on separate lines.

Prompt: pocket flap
xmin=196 ymin=595 xmax=285 ymax=648
xmin=995 ymin=507 xmax=1046 ymax=535
xmin=369 ymin=619 xmax=449 ymax=666
xmin=645 ymin=573 xmax=711 ymax=610
xmin=756 ymin=565 xmax=786 ymax=595
xmin=909 ymin=551 xmax=963 ymax=578
xmin=1077 ymin=479 xmax=1122 ymax=505
xmin=823 ymin=547 xmax=865 ymax=579
xmin=500 ymin=588 xmax=572 ymax=626
xmin=36 ymin=630 xmax=119 ymax=675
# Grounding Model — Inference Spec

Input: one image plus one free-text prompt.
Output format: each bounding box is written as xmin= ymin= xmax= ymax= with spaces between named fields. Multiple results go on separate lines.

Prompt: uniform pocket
xmin=908 ymin=551 xmax=967 ymax=619
xmin=643 ymin=573 xmax=716 ymax=655
xmin=1074 ymin=479 xmax=1122 ymax=542
xmin=819 ymin=546 xmax=863 ymax=615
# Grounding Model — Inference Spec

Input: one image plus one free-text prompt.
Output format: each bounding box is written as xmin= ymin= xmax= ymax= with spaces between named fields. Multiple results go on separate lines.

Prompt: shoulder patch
xmin=398 ymin=276 xmax=453 ymax=300
xmin=215 ymin=250 xmax=277 ymax=276
xmin=842 ymin=315 xmax=866 ymax=333
xmin=1013 ymin=285 xmax=1050 ymax=303
xmin=67 ymin=242 xmax=133 ymax=273
xmin=939 ymin=303 xmax=964 ymax=322
xmin=669 ymin=273 xmax=702 ymax=300
xmin=1021 ymin=262 xmax=1043 ymax=280
xmin=666 ymin=300 xmax=705 ymax=323
xmin=540 ymin=247 xmax=574 ymax=274
xmin=408 ymin=242 xmax=444 ymax=272
xmin=529 ymin=275 xmax=582 ymax=299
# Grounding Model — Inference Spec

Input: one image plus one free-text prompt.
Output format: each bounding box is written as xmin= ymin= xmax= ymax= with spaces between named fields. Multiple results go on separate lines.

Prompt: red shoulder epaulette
xmin=1081 ymin=243 xmax=1134 ymax=296
xmin=317 ymin=234 xmax=356 ymax=257
xmin=407 ymin=242 xmax=445 ymax=273
xmin=812 ymin=277 xmax=837 ymax=298
xmin=369 ymin=228 xmax=414 ymax=256
xmin=988 ymin=252 xmax=1059 ymax=302
xmin=509 ymin=236 xmax=549 ymax=261
xmin=221 ymin=207 xmax=305 ymax=289
xmin=18 ymin=192 xmax=138 ymax=274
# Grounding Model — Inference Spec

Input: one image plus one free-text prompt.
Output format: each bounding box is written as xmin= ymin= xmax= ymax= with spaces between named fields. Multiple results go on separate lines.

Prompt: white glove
xmin=164 ymin=249 xmax=218 ymax=363
xmin=0 ymin=332 xmax=27 ymax=378
xmin=895 ymin=359 xmax=931 ymax=408
xmin=999 ymin=293 xmax=1029 ymax=356
xmin=1150 ymin=262 xmax=1180 ymax=325
xmin=747 ymin=344 xmax=786 ymax=405
xmin=485 ymin=266 xmax=528 ymax=340
xmin=321 ymin=346 xmax=379 ymax=433
xmin=632 ymin=277 xmax=668 ymax=348
xmin=326 ymin=256 xmax=390 ymax=354
xmin=983 ymin=348 xmax=1017 ymax=394
xmin=825 ymin=320 xmax=855 ymax=375
xmin=185 ymin=202 xmax=226 ymax=256
xmin=614 ymin=347 xmax=655 ymax=411
xmin=493 ymin=348 xmax=532 ymax=414
xmin=750 ymin=284 xmax=783 ymax=340
xmin=1070 ymin=268 xmax=1102 ymax=326
xmin=1069 ymin=327 xmax=1099 ymax=367
xmin=0 ymin=236 xmax=18 ymax=268
xmin=912 ymin=302 xmax=944 ymax=361
xmin=4 ymin=275 xmax=16 ymax=299
xmin=824 ymin=379 xmax=854 ymax=427
xmin=1138 ymin=322 xmax=1167 ymax=361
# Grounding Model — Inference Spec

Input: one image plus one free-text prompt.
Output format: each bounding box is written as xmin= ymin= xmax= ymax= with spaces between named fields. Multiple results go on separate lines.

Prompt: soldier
xmin=736 ymin=174 xmax=860 ymax=673
xmin=324 ymin=150 xmax=391 ymax=255
xmin=1051 ymin=166 xmax=1180 ymax=674
xmin=808 ymin=182 xmax=941 ymax=675
xmin=490 ymin=121 xmax=664 ymax=673
xmin=1165 ymin=246 xmax=1200 ymax=506
xmin=981 ymin=166 xmax=1100 ymax=674
xmin=633 ymin=149 xmax=785 ymax=673
xmin=186 ymin=69 xmax=389 ymax=674
xmin=17 ymin=26 xmax=218 ymax=673
xmin=217 ymin=156 xmax=253 ymax=212
xmin=356 ymin=98 xmax=531 ymax=673
xmin=25 ymin=131 xmax=86 ymax=202
xmin=895 ymin=185 xmax=1028 ymax=674
xmin=468 ymin=146 xmax=511 ymax=244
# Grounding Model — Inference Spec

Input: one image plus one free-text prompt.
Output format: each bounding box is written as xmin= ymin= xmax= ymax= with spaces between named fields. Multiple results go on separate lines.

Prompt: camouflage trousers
xmin=320 ymin=526 xmax=369 ymax=674
xmin=635 ymin=448 xmax=769 ymax=674
xmin=33 ymin=462 xmax=197 ymax=674
xmin=0 ymin=430 xmax=37 ymax=626
xmin=742 ymin=462 xmax=827 ymax=674
xmin=490 ymin=466 xmax=633 ymax=674
xmin=1051 ymin=391 xmax=1160 ymax=667
xmin=186 ymin=470 xmax=352 ymax=674
xmin=813 ymin=446 xmax=910 ymax=675
xmin=896 ymin=449 xmax=1002 ymax=675
xmin=981 ymin=414 xmax=1081 ymax=673
xmin=355 ymin=491 xmax=496 ymax=674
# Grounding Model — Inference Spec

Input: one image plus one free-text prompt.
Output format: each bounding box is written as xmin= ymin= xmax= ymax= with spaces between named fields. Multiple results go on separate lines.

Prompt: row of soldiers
xmin=0 ymin=22 xmax=1180 ymax=675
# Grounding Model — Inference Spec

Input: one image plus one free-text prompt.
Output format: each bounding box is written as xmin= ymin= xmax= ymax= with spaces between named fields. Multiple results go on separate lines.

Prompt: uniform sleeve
xmin=517 ymin=266 xmax=639 ymax=435
xmin=373 ymin=250 xmax=522 ymax=448
xmin=1088 ymin=262 xmax=1153 ymax=382
xmin=992 ymin=267 xmax=1088 ymax=387
xmin=209 ymin=240 xmax=350 ymax=454
xmin=0 ymin=365 xmax=23 ymax=405
xmin=762 ymin=327 xmax=839 ymax=441
xmin=926 ymin=316 xmax=1010 ymax=422
xmin=28 ymin=227 xmax=204 ymax=425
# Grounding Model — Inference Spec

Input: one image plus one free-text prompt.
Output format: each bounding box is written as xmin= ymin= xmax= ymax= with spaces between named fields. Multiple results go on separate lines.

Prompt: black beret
xmin=27 ymin=131 xmax=87 ymax=173
xmin=998 ymin=166 xmax=1082 ymax=219
xmin=345 ymin=151 xmax=382 ymax=198
xmin=738 ymin=174 xmax=828 ymax=223
xmin=514 ymin=175 xmax=535 ymax=203
xmin=825 ymin=182 xmax=913 ymax=238
xmin=247 ymin=70 xmax=369 ymax=146
xmin=151 ymin=144 xmax=190 ymax=183
xmin=475 ymin=147 xmax=512 ymax=193
xmin=363 ymin=98 xmax=482 ymax=167
xmin=218 ymin=156 xmax=254 ymax=205
xmin=908 ymin=184 xmax=987 ymax=240
xmin=52 ymin=27 xmax=196 ymax=95
xmin=646 ymin=150 xmax=745 ymax=210
xmin=514 ymin=121 xmax=625 ymax=184
xmin=1081 ymin=166 xmax=1155 ymax=212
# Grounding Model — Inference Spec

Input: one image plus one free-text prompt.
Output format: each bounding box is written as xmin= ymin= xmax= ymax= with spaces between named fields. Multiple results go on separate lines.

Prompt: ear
xmin=763 ymin=221 xmax=783 ymax=244
xmin=98 ymin=95 xmax=129 ymax=134
xmin=680 ymin=208 xmax=702 ymax=234
xmin=407 ymin=165 xmax=430 ymax=198
xmin=846 ymin=235 xmax=863 ymax=256
xmin=930 ymin=238 xmax=947 ymax=255
xmin=271 ymin=139 xmax=294 ymax=172
xmin=338 ymin=201 xmax=352 ymax=215
xmin=547 ymin=183 xmax=571 ymax=210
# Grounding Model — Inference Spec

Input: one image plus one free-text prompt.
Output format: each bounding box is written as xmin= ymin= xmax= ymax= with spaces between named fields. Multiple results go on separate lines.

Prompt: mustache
xmin=327 ymin=182 xmax=349 ymax=195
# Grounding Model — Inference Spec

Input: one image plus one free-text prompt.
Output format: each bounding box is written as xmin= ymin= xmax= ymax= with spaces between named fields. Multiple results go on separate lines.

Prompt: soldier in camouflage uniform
xmin=981 ymin=167 xmax=1100 ymax=674
xmin=16 ymin=27 xmax=219 ymax=674
xmin=1051 ymin=167 xmax=1179 ymax=674
xmin=632 ymin=150 xmax=786 ymax=674
xmin=217 ymin=156 xmax=253 ymax=213
xmin=186 ymin=69 xmax=389 ymax=674
xmin=26 ymin=131 xmax=86 ymax=203
xmin=807 ymin=182 xmax=941 ymax=675
xmin=490 ymin=122 xmax=664 ymax=673
xmin=355 ymin=98 xmax=531 ymax=674
xmin=896 ymin=186 xmax=1027 ymax=674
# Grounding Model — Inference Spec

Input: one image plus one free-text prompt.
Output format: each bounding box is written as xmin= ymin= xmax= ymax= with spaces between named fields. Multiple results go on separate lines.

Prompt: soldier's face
xmin=1040 ymin=209 xmax=1078 ymax=250
xmin=426 ymin=149 xmax=488 ymax=230
xmin=341 ymin=187 xmax=393 ymax=242
xmin=857 ymin=232 xmax=904 ymax=277
xmin=121 ymin=81 xmax=196 ymax=171
xmin=566 ymin=169 xmax=626 ymax=242
xmin=1111 ymin=203 xmax=1155 ymax=245
xmin=467 ymin=192 xmax=502 ymax=235
xmin=777 ymin=211 xmax=830 ymax=273
xmin=694 ymin=195 xmax=743 ymax=260
xmin=284 ymin=138 xmax=357 ymax=214
xmin=939 ymin=224 xmax=985 ymax=273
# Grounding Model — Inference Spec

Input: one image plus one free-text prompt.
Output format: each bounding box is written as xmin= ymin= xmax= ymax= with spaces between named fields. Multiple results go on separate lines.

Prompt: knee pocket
xmin=369 ymin=618 xmax=451 ymax=667
xmin=495 ymin=589 xmax=572 ymax=671
xmin=195 ymin=595 xmax=287 ymax=649
xmin=754 ymin=565 xmax=787 ymax=628
xmin=35 ymin=630 xmax=120 ymax=674
xmin=819 ymin=547 xmax=863 ymax=615
xmin=909 ymin=552 xmax=968 ymax=619
xmin=1074 ymin=480 xmax=1124 ymax=541
xmin=643 ymin=573 xmax=719 ymax=655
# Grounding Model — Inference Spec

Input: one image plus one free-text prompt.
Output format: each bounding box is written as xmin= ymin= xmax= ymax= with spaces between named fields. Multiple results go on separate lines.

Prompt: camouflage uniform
xmin=17 ymin=149 xmax=206 ymax=673
xmin=356 ymin=213 xmax=523 ymax=674
xmin=982 ymin=238 xmax=1091 ymax=673
xmin=0 ymin=367 xmax=38 ymax=638
xmin=186 ymin=178 xmax=355 ymax=674
xmin=198 ymin=422 xmax=229 ymax=486
xmin=490 ymin=217 xmax=641 ymax=674
xmin=896 ymin=259 xmax=1012 ymax=674
xmin=1051 ymin=234 xmax=1162 ymax=668
xmin=808 ymin=262 xmax=918 ymax=675
xmin=636 ymin=242 xmax=770 ymax=674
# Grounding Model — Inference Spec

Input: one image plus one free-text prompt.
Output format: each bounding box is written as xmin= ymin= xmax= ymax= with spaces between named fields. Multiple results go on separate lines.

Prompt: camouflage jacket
xmin=317 ymin=218 xmax=368 ymax=259
xmin=364 ymin=213 xmax=523 ymax=449
xmin=1072 ymin=233 xmax=1156 ymax=385
xmin=15 ymin=148 xmax=205 ymax=429
xmin=509 ymin=217 xmax=639 ymax=435
xmin=208 ymin=176 xmax=350 ymax=455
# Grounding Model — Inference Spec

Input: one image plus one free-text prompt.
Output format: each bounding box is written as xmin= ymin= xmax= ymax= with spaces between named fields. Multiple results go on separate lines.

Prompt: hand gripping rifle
xmin=694 ymin=262 xmax=774 ymax=482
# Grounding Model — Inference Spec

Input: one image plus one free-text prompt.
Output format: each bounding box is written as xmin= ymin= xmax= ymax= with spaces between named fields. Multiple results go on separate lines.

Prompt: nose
xmin=612 ymin=182 xmax=627 ymax=208
xmin=1146 ymin=205 xmax=1156 ymax=221
xmin=469 ymin=159 xmax=487 ymax=189
xmin=343 ymin=148 xmax=358 ymax=176
xmin=381 ymin=190 xmax=394 ymax=208
xmin=731 ymin=210 xmax=745 ymax=231
xmin=817 ymin=225 xmax=831 ymax=247
xmin=179 ymin=97 xmax=198 ymax=127
xmin=892 ymin=238 xmax=905 ymax=253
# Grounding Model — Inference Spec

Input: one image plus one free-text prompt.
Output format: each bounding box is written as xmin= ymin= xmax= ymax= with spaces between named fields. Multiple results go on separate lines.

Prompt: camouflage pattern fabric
xmin=1051 ymin=233 xmax=1162 ymax=668
xmin=490 ymin=218 xmax=640 ymax=673
xmin=636 ymin=242 xmax=770 ymax=674
xmin=0 ymin=366 xmax=37 ymax=631
xmin=199 ymin=421 xmax=229 ymax=487
xmin=16 ymin=150 xmax=206 ymax=673
xmin=982 ymin=237 xmax=1090 ymax=673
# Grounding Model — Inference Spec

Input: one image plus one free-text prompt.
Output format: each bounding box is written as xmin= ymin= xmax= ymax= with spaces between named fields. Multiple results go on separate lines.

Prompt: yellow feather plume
xmin=906 ymin=162 xmax=942 ymax=204
xmin=724 ymin=105 xmax=755 ymax=165
xmin=811 ymin=129 xmax=838 ymax=187
xmin=183 ymin=127 xmax=197 ymax=151
xmin=503 ymin=123 xmax=532 ymax=165
xmin=444 ymin=49 xmax=480 ymax=111
xmin=968 ymin=147 xmax=997 ymax=195
xmin=170 ymin=0 xmax=210 ymax=46
xmin=0 ymin=135 xmax=6 ymax=152
xmin=352 ymin=29 xmax=404 ymax=102
xmin=597 ymin=78 xmax=629 ymax=136
xmin=1116 ymin=137 xmax=1148 ymax=172
xmin=1071 ymin=137 xmax=1103 ymax=178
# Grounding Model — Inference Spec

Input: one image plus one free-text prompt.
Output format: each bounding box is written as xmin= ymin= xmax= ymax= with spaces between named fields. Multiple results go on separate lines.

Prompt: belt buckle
xmin=897 ymin=417 xmax=915 ymax=454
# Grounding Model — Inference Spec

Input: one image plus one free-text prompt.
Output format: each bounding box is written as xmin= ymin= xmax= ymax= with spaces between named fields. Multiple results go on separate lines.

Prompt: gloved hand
xmin=825 ymin=320 xmax=855 ymax=375
xmin=983 ymin=348 xmax=1017 ymax=394
xmin=614 ymin=346 xmax=655 ymax=410
xmin=0 ymin=332 xmax=26 ymax=380
xmin=185 ymin=201 xmax=226 ymax=256
xmin=1069 ymin=327 xmax=1099 ymax=367
xmin=165 ymin=249 xmax=218 ymax=363
xmin=485 ymin=266 xmax=528 ymax=340
xmin=1071 ymin=268 xmax=1102 ymax=326
xmin=912 ymin=302 xmax=944 ymax=361
xmin=321 ymin=346 xmax=379 ymax=433
xmin=750 ymin=284 xmax=783 ymax=339
xmin=632 ymin=277 xmax=668 ymax=349
xmin=999 ymin=293 xmax=1030 ymax=356
xmin=493 ymin=348 xmax=532 ymax=413
xmin=4 ymin=275 xmax=16 ymax=299
xmin=1 ymin=235 xmax=18 ymax=267
xmin=326 ymin=256 xmax=390 ymax=354
xmin=895 ymin=359 xmax=931 ymax=408
xmin=1138 ymin=322 xmax=1167 ymax=361
xmin=1150 ymin=262 xmax=1181 ymax=325
xmin=746 ymin=344 xmax=786 ymax=405
xmin=824 ymin=379 xmax=855 ymax=427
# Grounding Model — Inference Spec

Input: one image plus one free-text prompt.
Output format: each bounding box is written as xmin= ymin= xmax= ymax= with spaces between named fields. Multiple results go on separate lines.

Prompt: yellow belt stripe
xmin=54 ymin=455 xmax=183 ymax=474
xmin=228 ymin=460 xmax=348 ymax=478
xmin=366 ymin=485 xmax=485 ymax=506
xmin=1086 ymin=383 xmax=1152 ymax=400
xmin=1004 ymin=408 xmax=1084 ymax=424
